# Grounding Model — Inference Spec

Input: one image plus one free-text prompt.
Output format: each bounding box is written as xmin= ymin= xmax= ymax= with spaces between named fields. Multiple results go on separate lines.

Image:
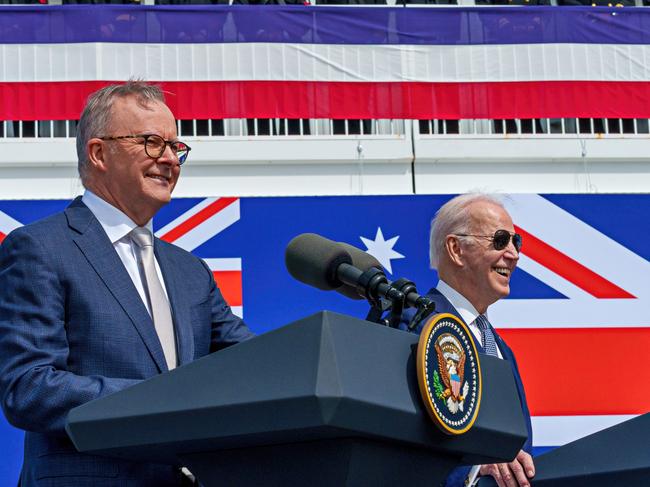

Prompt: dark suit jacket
xmin=401 ymin=288 xmax=532 ymax=487
xmin=0 ymin=197 xmax=254 ymax=486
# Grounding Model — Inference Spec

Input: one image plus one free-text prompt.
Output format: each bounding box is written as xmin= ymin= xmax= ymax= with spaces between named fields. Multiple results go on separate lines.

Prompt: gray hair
xmin=429 ymin=193 xmax=506 ymax=269
xmin=76 ymin=81 xmax=166 ymax=185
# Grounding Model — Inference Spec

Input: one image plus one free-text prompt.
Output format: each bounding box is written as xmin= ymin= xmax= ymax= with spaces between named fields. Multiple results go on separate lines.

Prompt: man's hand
xmin=479 ymin=450 xmax=535 ymax=487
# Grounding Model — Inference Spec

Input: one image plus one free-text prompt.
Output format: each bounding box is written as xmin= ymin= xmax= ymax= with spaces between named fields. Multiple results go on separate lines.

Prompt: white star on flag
xmin=360 ymin=227 xmax=405 ymax=274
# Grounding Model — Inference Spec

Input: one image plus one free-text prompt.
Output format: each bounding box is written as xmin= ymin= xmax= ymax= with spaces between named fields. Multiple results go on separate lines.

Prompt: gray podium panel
xmin=180 ymin=438 xmax=456 ymax=487
xmin=479 ymin=412 xmax=650 ymax=487
xmin=67 ymin=311 xmax=528 ymax=486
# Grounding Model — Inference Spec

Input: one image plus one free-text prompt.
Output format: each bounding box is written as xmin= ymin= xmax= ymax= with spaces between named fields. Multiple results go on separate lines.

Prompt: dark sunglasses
xmin=454 ymin=229 xmax=522 ymax=252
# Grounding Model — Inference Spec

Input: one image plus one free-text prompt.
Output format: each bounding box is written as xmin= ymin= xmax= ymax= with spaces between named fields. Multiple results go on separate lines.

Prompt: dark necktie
xmin=475 ymin=314 xmax=499 ymax=357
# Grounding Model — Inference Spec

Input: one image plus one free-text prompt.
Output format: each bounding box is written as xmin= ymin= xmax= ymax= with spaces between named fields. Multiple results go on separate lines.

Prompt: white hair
xmin=429 ymin=193 xmax=506 ymax=269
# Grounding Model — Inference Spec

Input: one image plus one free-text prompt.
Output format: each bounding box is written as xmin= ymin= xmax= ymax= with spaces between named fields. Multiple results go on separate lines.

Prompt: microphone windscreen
xmin=338 ymin=242 xmax=382 ymax=271
xmin=335 ymin=242 xmax=383 ymax=300
xmin=285 ymin=233 xmax=352 ymax=291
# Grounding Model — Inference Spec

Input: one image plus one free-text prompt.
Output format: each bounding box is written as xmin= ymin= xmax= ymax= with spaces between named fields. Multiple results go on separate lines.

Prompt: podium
xmin=67 ymin=311 xmax=528 ymax=486
xmin=479 ymin=412 xmax=650 ymax=487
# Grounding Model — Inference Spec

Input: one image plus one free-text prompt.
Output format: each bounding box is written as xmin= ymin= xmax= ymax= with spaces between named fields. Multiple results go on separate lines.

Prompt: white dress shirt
xmin=82 ymin=190 xmax=168 ymax=316
xmin=436 ymin=279 xmax=502 ymax=359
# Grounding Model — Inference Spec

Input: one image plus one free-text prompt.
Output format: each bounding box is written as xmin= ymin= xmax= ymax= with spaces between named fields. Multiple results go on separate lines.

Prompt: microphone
xmin=336 ymin=242 xmax=383 ymax=300
xmin=341 ymin=241 xmax=431 ymax=312
xmin=285 ymin=233 xmax=403 ymax=303
xmin=338 ymin=242 xmax=382 ymax=272
xmin=285 ymin=233 xmax=435 ymax=329
xmin=284 ymin=233 xmax=352 ymax=291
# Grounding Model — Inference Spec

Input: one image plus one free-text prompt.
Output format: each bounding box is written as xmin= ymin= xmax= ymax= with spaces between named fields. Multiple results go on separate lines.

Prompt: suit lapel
xmin=427 ymin=288 xmax=460 ymax=317
xmin=155 ymin=242 xmax=194 ymax=366
xmin=65 ymin=198 xmax=168 ymax=373
xmin=492 ymin=331 xmax=513 ymax=363
xmin=427 ymin=287 xmax=487 ymax=354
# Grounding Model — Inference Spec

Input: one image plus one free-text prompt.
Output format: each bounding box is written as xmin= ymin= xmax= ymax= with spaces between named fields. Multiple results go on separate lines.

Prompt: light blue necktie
xmin=475 ymin=314 xmax=499 ymax=357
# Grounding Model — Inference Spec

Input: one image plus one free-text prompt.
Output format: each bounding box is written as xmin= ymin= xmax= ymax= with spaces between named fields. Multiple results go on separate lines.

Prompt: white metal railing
xmin=4 ymin=118 xmax=650 ymax=139
xmin=417 ymin=118 xmax=650 ymax=136
xmin=1 ymin=120 xmax=76 ymax=138
xmin=176 ymin=119 xmax=406 ymax=137
xmin=0 ymin=119 xmax=408 ymax=138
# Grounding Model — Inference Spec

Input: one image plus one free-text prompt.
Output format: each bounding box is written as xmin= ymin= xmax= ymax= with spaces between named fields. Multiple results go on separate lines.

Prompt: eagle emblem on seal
xmin=434 ymin=333 xmax=470 ymax=414
xmin=416 ymin=313 xmax=481 ymax=434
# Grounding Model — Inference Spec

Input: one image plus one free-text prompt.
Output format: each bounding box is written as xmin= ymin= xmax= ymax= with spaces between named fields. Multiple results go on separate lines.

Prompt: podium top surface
xmin=67 ymin=311 xmax=527 ymax=465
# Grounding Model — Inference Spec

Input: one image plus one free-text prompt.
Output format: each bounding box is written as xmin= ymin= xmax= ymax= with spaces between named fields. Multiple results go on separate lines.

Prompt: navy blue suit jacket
xmin=0 ymin=197 xmax=254 ymax=486
xmin=402 ymin=288 xmax=532 ymax=487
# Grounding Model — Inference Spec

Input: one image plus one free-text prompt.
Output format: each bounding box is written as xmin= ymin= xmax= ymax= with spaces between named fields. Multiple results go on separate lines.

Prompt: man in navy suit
xmin=404 ymin=193 xmax=535 ymax=487
xmin=0 ymin=81 xmax=254 ymax=486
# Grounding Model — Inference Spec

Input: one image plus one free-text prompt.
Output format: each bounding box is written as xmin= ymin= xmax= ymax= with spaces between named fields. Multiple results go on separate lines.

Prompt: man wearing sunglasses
xmin=0 ymin=81 xmax=254 ymax=486
xmin=405 ymin=193 xmax=534 ymax=487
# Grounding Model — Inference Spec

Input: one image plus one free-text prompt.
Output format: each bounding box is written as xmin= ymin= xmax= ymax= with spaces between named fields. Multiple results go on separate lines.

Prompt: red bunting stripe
xmin=3 ymin=80 xmax=650 ymax=121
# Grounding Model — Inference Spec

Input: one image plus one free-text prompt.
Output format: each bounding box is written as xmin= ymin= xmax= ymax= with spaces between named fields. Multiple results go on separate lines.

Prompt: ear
xmin=445 ymin=235 xmax=464 ymax=267
xmin=87 ymin=138 xmax=108 ymax=173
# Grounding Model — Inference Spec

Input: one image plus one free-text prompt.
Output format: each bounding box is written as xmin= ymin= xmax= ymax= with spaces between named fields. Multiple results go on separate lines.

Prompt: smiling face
xmin=87 ymin=96 xmax=180 ymax=226
xmin=453 ymin=201 xmax=519 ymax=313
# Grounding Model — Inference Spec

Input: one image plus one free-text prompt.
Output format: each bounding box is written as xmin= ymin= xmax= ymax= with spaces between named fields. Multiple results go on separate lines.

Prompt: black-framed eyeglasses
xmin=99 ymin=134 xmax=191 ymax=165
xmin=454 ymin=229 xmax=522 ymax=252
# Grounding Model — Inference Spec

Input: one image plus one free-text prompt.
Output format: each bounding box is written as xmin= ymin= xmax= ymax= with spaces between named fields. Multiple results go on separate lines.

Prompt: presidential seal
xmin=416 ymin=313 xmax=482 ymax=435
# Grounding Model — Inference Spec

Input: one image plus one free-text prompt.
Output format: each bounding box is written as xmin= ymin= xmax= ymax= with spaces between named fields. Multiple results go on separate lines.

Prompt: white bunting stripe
xmin=4 ymin=42 xmax=650 ymax=83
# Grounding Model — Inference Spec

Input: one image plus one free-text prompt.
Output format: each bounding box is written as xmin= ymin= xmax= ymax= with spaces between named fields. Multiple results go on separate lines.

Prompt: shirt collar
xmin=82 ymin=190 xmax=153 ymax=244
xmin=436 ymin=279 xmax=487 ymax=326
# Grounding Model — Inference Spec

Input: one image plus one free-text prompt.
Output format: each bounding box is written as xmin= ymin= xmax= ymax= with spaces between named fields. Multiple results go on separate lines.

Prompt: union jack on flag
xmin=154 ymin=196 xmax=243 ymax=318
